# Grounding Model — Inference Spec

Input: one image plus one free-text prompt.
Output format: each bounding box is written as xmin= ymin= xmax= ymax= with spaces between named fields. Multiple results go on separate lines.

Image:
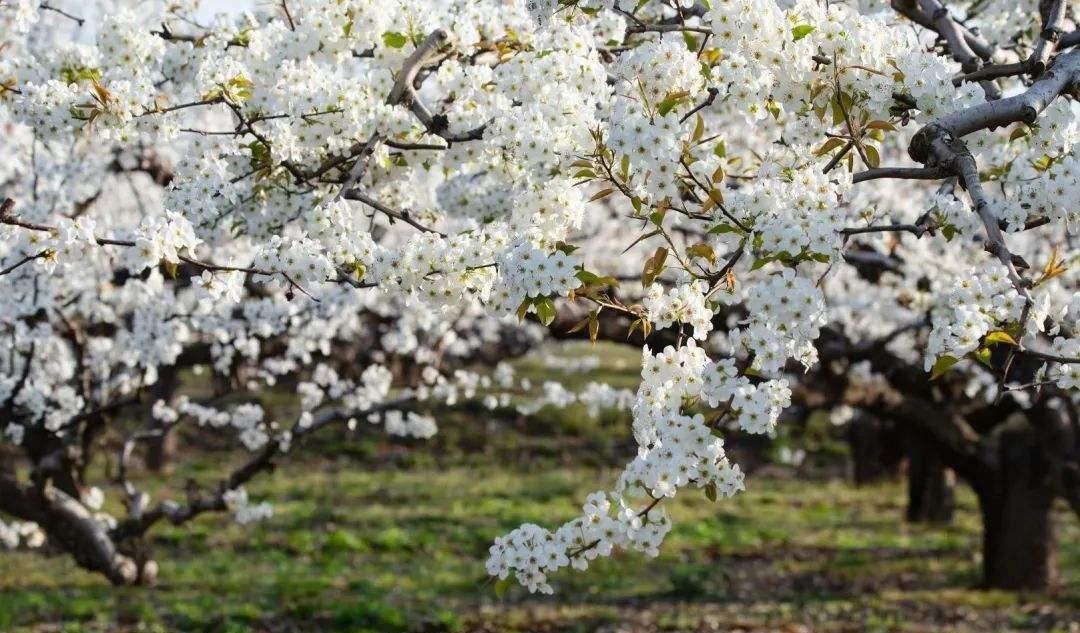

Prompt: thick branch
xmin=910 ymin=48 xmax=1080 ymax=153
xmin=891 ymin=0 xmax=998 ymax=61
xmin=2 ymin=466 xmax=139 ymax=585
xmin=851 ymin=166 xmax=949 ymax=183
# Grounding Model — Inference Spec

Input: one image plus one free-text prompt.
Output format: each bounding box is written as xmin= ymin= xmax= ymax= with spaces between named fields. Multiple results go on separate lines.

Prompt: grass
xmin=0 ymin=342 xmax=1077 ymax=632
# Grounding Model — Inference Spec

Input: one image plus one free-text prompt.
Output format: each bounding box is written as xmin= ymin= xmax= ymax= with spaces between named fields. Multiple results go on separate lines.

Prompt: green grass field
xmin=1 ymin=343 xmax=1078 ymax=633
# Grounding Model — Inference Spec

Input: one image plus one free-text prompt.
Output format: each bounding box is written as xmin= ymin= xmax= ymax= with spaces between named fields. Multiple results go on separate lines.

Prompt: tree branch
xmin=910 ymin=48 xmax=1080 ymax=148
xmin=343 ymin=190 xmax=446 ymax=236
xmin=851 ymin=166 xmax=950 ymax=183
xmin=111 ymin=398 xmax=413 ymax=540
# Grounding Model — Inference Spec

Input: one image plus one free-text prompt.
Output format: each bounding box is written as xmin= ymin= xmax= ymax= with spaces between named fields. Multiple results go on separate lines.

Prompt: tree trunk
xmin=848 ymin=414 xmax=901 ymax=485
xmin=906 ymin=435 xmax=955 ymax=523
xmin=977 ymin=417 xmax=1057 ymax=590
xmin=144 ymin=366 xmax=179 ymax=472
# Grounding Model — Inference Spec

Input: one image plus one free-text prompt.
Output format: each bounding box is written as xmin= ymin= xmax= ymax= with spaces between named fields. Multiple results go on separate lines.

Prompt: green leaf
xmin=554 ymin=241 xmax=578 ymax=255
xmin=59 ymin=65 xmax=102 ymax=84
xmin=791 ymin=24 xmax=814 ymax=41
xmin=973 ymin=346 xmax=993 ymax=368
xmin=814 ymin=137 xmax=846 ymax=156
xmin=929 ymin=355 xmax=959 ymax=380
xmin=865 ymin=120 xmax=897 ymax=132
xmin=863 ymin=145 xmax=880 ymax=169
xmin=1009 ymin=125 xmax=1029 ymax=142
xmin=515 ymin=299 xmax=531 ymax=322
xmin=750 ymin=255 xmax=779 ymax=271
xmin=830 ymin=91 xmax=852 ymax=126
xmin=705 ymin=482 xmax=717 ymax=502
xmin=382 ymin=31 xmax=408 ymax=48
xmin=656 ymin=91 xmax=690 ymax=116
xmin=641 ymin=246 xmax=669 ymax=286
xmin=589 ymin=188 xmax=615 ymax=202
xmin=984 ymin=330 xmax=1018 ymax=346
xmin=574 ymin=269 xmax=619 ymax=290
xmin=575 ymin=269 xmax=600 ymax=285
xmin=765 ymin=98 xmax=781 ymax=122
xmin=567 ymin=314 xmax=592 ymax=334
xmin=1031 ymin=154 xmax=1054 ymax=172
xmin=687 ymin=242 xmax=716 ymax=265
xmin=682 ymin=30 xmax=699 ymax=51
xmin=535 ymin=297 xmax=557 ymax=326
xmin=708 ymin=222 xmax=743 ymax=235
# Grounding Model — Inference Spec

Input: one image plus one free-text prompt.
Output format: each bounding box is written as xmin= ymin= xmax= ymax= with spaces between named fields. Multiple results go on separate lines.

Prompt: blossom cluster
xmin=0 ymin=519 xmax=46 ymax=550
xmin=736 ymin=271 xmax=827 ymax=374
xmin=1048 ymin=338 xmax=1080 ymax=390
xmin=643 ymin=280 xmax=714 ymax=340
xmin=488 ymin=339 xmax=761 ymax=593
xmin=489 ymin=242 xmax=581 ymax=315
xmin=154 ymin=399 xmax=270 ymax=451
xmin=926 ymin=262 xmax=1025 ymax=370
xmin=223 ymin=487 xmax=275 ymax=525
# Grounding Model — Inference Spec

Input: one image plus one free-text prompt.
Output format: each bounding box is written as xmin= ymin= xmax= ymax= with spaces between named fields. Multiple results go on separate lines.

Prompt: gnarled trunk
xmin=977 ymin=418 xmax=1057 ymax=590
xmin=848 ymin=413 xmax=903 ymax=485
xmin=906 ymin=435 xmax=955 ymax=523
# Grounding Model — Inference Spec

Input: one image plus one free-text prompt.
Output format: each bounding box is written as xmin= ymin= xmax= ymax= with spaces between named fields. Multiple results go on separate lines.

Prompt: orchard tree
xmin=0 ymin=0 xmax=1078 ymax=593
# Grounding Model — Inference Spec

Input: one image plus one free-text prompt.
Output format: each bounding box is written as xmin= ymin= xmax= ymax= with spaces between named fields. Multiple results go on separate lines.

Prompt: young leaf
xmin=589 ymin=188 xmax=615 ymax=202
xmin=641 ymin=246 xmax=669 ymax=286
xmin=791 ymin=24 xmax=814 ymax=41
xmin=708 ymin=222 xmax=742 ymax=235
xmin=705 ymin=482 xmax=718 ymax=502
xmin=382 ymin=31 xmax=408 ymax=48
xmin=865 ymin=120 xmax=896 ymax=132
xmin=687 ymin=242 xmax=716 ymax=265
xmin=567 ymin=315 xmax=591 ymax=334
xmin=1009 ymin=125 xmax=1029 ymax=141
xmin=814 ymin=137 xmax=846 ymax=156
xmin=984 ymin=330 xmax=1017 ymax=346
xmin=929 ymin=355 xmax=959 ymax=380
xmin=863 ymin=145 xmax=880 ymax=169
xmin=554 ymin=241 xmax=578 ymax=255
xmin=535 ymin=297 xmax=557 ymax=326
